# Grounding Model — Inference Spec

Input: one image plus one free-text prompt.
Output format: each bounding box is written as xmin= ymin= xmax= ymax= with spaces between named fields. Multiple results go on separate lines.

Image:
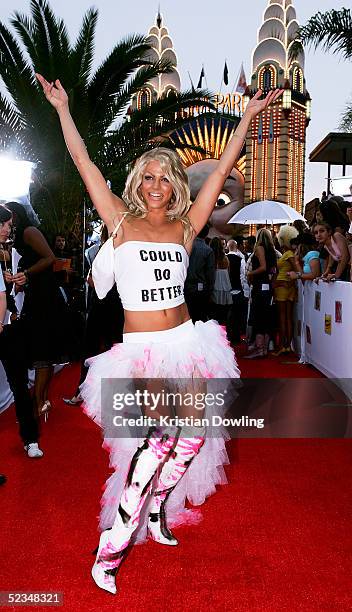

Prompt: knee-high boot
xmin=92 ymin=427 xmax=176 ymax=594
xmin=148 ymin=428 xmax=205 ymax=545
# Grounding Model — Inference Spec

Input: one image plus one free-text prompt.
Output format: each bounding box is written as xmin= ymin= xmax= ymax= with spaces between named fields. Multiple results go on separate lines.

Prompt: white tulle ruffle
xmin=80 ymin=318 xmax=240 ymax=542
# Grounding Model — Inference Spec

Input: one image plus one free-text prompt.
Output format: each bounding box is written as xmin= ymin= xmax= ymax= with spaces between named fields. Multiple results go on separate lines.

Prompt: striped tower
xmin=244 ymin=0 xmax=311 ymax=212
xmin=131 ymin=10 xmax=181 ymax=110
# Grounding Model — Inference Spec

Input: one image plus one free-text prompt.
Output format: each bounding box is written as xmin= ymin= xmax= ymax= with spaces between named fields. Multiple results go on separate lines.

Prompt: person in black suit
xmin=184 ymin=224 xmax=216 ymax=322
xmin=226 ymin=240 xmax=247 ymax=344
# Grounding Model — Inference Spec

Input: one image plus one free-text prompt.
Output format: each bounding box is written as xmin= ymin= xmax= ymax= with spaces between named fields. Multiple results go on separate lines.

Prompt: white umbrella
xmin=228 ymin=200 xmax=305 ymax=225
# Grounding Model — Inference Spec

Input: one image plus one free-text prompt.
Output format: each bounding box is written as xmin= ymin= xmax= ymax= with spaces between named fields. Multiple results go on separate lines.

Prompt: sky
xmin=0 ymin=0 xmax=351 ymax=204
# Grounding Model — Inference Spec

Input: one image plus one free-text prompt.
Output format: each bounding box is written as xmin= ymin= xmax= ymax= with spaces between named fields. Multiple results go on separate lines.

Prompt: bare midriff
xmin=123 ymin=302 xmax=191 ymax=333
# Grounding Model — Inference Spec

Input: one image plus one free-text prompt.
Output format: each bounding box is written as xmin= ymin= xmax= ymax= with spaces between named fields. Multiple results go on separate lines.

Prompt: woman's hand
xmin=12 ymin=272 xmax=27 ymax=286
xmin=323 ymin=273 xmax=336 ymax=283
xmin=36 ymin=74 xmax=68 ymax=111
xmin=287 ymin=271 xmax=298 ymax=279
xmin=3 ymin=271 xmax=13 ymax=284
xmin=245 ymin=88 xmax=283 ymax=119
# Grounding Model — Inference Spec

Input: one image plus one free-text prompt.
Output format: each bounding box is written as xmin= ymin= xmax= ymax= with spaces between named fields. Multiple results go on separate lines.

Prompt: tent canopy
xmin=309 ymin=133 xmax=352 ymax=166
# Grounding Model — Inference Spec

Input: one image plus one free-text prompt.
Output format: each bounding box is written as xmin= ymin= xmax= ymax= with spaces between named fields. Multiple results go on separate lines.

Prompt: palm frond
xmin=298 ymin=8 xmax=352 ymax=60
xmin=0 ymin=94 xmax=21 ymax=153
xmin=70 ymin=7 xmax=98 ymax=85
xmin=288 ymin=39 xmax=304 ymax=62
xmin=89 ymin=33 xmax=149 ymax=93
xmin=339 ymin=99 xmax=352 ymax=132
xmin=28 ymin=0 xmax=70 ymax=77
xmin=87 ymin=59 xmax=173 ymax=135
xmin=123 ymin=89 xmax=214 ymax=128
xmin=106 ymin=60 xmax=173 ymax=113
xmin=0 ymin=93 xmax=37 ymax=160
xmin=87 ymin=34 xmax=154 ymax=123
xmin=10 ymin=12 xmax=37 ymax=65
xmin=0 ymin=22 xmax=37 ymax=118
xmin=0 ymin=92 xmax=25 ymax=132
xmin=95 ymin=89 xmax=214 ymax=170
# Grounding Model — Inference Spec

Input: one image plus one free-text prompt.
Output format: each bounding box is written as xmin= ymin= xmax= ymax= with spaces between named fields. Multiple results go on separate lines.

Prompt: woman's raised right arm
xmin=36 ymin=75 xmax=126 ymax=231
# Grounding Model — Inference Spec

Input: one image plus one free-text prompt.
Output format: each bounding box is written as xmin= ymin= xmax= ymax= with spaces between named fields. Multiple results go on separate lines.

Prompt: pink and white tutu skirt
xmin=80 ymin=318 xmax=240 ymax=541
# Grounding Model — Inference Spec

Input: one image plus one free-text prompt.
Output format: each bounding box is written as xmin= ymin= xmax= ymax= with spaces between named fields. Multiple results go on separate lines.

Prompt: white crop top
xmin=92 ymin=213 xmax=189 ymax=311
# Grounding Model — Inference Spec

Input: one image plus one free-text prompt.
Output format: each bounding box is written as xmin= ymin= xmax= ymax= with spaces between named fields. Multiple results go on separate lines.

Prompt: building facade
xmin=245 ymin=0 xmax=311 ymax=212
xmin=138 ymin=2 xmax=311 ymax=220
xmin=131 ymin=11 xmax=181 ymax=111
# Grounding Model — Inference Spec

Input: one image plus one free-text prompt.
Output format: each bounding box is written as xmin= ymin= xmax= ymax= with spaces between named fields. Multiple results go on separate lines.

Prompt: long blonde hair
xmin=122 ymin=148 xmax=194 ymax=243
xmin=254 ymin=228 xmax=277 ymax=271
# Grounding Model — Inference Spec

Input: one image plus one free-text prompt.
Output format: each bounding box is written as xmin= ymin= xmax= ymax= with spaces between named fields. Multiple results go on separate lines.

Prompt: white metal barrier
xmin=294 ymin=280 xmax=352 ymax=379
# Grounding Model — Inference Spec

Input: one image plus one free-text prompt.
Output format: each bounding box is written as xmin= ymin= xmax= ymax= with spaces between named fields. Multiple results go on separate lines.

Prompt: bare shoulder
xmin=105 ymin=194 xmax=129 ymax=233
xmin=23 ymin=226 xmax=46 ymax=242
xmin=333 ymin=231 xmax=347 ymax=243
xmin=23 ymin=226 xmax=54 ymax=255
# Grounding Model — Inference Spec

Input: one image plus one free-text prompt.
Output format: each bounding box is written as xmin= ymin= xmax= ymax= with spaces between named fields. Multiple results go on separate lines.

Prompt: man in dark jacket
xmin=184 ymin=224 xmax=215 ymax=322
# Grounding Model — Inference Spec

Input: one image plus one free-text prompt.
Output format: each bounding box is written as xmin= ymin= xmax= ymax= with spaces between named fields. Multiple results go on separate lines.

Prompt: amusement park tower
xmin=245 ymin=0 xmax=311 ymax=212
xmin=131 ymin=10 xmax=181 ymax=110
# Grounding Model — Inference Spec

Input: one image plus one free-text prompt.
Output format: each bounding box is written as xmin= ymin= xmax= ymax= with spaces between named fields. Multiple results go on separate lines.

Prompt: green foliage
xmin=0 ymin=0 xmax=213 ymax=238
xmin=290 ymin=8 xmax=352 ymax=133
xmin=340 ymin=100 xmax=352 ymax=131
xmin=297 ymin=8 xmax=352 ymax=60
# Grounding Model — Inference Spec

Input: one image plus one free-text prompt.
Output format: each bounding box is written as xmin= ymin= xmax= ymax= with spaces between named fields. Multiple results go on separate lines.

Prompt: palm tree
xmin=0 ymin=0 xmax=212 ymax=238
xmin=290 ymin=8 xmax=352 ymax=131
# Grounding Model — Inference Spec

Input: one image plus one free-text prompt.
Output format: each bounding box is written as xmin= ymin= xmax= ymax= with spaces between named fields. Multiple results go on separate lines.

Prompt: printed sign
xmin=324 ymin=314 xmax=332 ymax=335
xmin=335 ymin=301 xmax=342 ymax=324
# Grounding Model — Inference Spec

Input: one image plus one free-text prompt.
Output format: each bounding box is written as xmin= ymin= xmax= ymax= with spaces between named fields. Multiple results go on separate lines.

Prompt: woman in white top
xmin=37 ymin=72 xmax=282 ymax=595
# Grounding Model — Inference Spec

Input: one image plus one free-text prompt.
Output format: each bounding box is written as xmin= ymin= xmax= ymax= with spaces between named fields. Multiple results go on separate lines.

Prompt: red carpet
xmin=1 ymin=354 xmax=351 ymax=611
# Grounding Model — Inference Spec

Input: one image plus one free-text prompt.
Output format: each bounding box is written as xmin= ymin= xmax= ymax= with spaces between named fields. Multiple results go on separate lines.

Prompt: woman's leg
xmin=275 ymin=301 xmax=287 ymax=350
xmin=285 ymin=300 xmax=294 ymax=349
xmin=34 ymin=366 xmax=54 ymax=416
xmin=92 ymin=426 xmax=176 ymax=593
xmin=0 ymin=327 xmax=39 ymax=446
xmin=149 ymin=378 xmax=206 ymax=543
xmin=148 ymin=427 xmax=205 ymax=544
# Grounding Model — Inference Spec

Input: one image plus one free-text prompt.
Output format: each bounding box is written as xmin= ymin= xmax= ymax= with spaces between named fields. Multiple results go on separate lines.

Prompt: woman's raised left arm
xmin=187 ymin=89 xmax=283 ymax=235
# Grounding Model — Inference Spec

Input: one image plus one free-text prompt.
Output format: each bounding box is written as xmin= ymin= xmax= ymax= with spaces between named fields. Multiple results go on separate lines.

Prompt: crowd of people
xmin=184 ymin=194 xmax=352 ymax=358
xmin=1 ymin=191 xmax=351 ymax=463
